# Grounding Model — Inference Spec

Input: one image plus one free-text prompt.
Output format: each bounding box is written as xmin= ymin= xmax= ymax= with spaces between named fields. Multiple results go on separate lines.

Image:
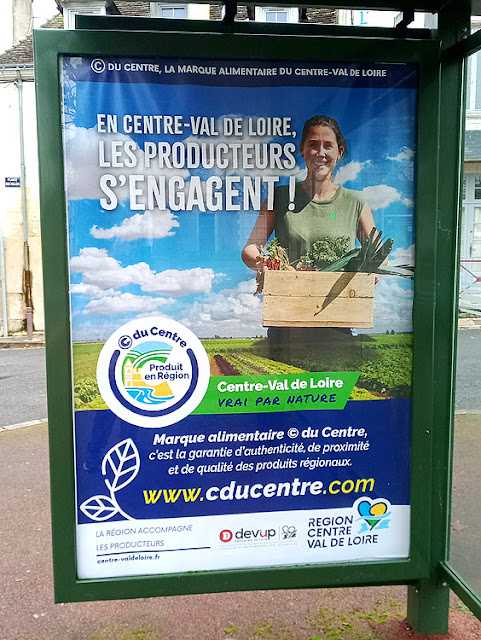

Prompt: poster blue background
xmin=76 ymin=399 xmax=411 ymax=524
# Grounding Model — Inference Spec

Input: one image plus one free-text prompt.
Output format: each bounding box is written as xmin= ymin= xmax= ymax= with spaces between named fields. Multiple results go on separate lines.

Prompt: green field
xmin=72 ymin=333 xmax=411 ymax=410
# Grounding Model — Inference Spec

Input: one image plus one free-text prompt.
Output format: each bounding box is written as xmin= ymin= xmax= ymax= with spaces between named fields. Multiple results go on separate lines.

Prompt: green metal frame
xmin=436 ymin=4 xmax=481 ymax=627
xmin=33 ymin=16 xmax=461 ymax=629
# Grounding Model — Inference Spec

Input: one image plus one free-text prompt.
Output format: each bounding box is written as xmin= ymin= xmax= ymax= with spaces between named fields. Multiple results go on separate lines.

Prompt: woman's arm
xmin=357 ymin=202 xmax=376 ymax=243
xmin=357 ymin=202 xmax=387 ymax=282
xmin=241 ymin=199 xmax=275 ymax=270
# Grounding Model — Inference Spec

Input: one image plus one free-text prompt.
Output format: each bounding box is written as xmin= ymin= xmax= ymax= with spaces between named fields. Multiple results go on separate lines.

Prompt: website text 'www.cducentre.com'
xmin=143 ymin=477 xmax=375 ymax=505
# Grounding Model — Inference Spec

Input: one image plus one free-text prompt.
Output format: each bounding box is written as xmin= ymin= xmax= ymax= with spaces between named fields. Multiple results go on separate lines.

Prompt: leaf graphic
xmin=80 ymin=495 xmax=119 ymax=521
xmin=101 ymin=438 xmax=140 ymax=493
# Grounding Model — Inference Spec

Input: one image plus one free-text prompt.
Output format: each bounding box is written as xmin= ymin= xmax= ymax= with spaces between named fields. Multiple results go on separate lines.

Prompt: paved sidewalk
xmin=0 ymin=330 xmax=45 ymax=348
xmin=458 ymin=318 xmax=481 ymax=330
xmin=1 ymin=422 xmax=481 ymax=640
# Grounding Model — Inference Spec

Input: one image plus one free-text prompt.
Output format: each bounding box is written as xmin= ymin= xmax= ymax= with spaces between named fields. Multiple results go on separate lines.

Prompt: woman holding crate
xmin=242 ymin=114 xmax=376 ymax=270
xmin=242 ymin=115 xmax=378 ymax=357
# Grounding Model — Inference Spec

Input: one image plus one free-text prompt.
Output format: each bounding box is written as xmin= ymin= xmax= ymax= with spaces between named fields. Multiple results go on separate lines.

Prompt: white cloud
xmin=390 ymin=245 xmax=415 ymax=267
xmin=334 ymin=161 xmax=368 ymax=186
xmin=70 ymin=283 xmax=115 ymax=297
xmin=402 ymin=198 xmax=414 ymax=208
xmin=71 ymin=319 xmax=121 ymax=343
xmin=371 ymin=276 xmax=414 ymax=333
xmin=181 ymin=278 xmax=266 ymax=338
xmin=63 ymin=125 xmax=189 ymax=202
xmin=361 ymin=185 xmax=401 ymax=211
xmin=91 ymin=210 xmax=179 ymax=241
xmin=70 ymin=247 xmax=215 ymax=296
xmin=83 ymin=292 xmax=173 ymax=316
xmin=141 ymin=268 xmax=216 ymax=296
xmin=387 ymin=147 xmax=414 ymax=162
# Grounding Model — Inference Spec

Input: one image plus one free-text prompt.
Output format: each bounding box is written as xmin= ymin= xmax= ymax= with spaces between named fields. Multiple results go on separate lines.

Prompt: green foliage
xmin=72 ymin=335 xmax=412 ymax=403
xmin=72 ymin=344 xmax=106 ymax=410
xmin=82 ymin=395 xmax=108 ymax=411
xmin=74 ymin=377 xmax=100 ymax=403
xmin=254 ymin=621 xmax=273 ymax=637
xmin=257 ymin=334 xmax=412 ymax=398
xmin=224 ymin=352 xmax=306 ymax=376
xmin=202 ymin=338 xmax=263 ymax=355
xmin=298 ymin=236 xmax=350 ymax=270
xmin=73 ymin=342 xmax=103 ymax=379
xmin=349 ymin=386 xmax=381 ymax=401
xmin=225 ymin=624 xmax=238 ymax=634
xmin=359 ymin=345 xmax=412 ymax=396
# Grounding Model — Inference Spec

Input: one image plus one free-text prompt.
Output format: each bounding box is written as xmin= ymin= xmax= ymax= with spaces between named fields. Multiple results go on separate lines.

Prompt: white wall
xmin=33 ymin=0 xmax=59 ymax=29
xmin=0 ymin=81 xmax=44 ymax=332
xmin=0 ymin=0 xmax=57 ymax=54
xmin=0 ymin=1 xmax=14 ymax=53
xmin=187 ymin=4 xmax=209 ymax=20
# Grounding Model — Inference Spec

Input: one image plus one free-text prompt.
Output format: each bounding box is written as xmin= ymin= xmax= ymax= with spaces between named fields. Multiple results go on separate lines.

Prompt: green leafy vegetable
xmin=297 ymin=236 xmax=350 ymax=270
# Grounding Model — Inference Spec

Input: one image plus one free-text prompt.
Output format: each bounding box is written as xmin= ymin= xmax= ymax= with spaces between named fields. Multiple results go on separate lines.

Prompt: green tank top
xmin=274 ymin=185 xmax=365 ymax=263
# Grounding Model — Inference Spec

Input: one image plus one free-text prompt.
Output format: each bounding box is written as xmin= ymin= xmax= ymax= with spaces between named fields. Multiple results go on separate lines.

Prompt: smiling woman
xmin=242 ymin=115 xmax=377 ymax=269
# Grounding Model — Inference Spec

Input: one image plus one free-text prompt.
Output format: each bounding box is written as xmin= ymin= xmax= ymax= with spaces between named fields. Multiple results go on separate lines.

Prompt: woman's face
xmin=300 ymin=125 xmax=344 ymax=182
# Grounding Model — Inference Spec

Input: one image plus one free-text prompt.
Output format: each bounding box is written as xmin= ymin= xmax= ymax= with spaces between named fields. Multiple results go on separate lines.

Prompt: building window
xmin=151 ymin=4 xmax=187 ymax=19
xmin=466 ymin=22 xmax=481 ymax=110
xmin=255 ymin=7 xmax=298 ymax=23
xmin=63 ymin=4 xmax=106 ymax=30
xmin=265 ymin=10 xmax=288 ymax=22
xmin=461 ymin=173 xmax=481 ymax=260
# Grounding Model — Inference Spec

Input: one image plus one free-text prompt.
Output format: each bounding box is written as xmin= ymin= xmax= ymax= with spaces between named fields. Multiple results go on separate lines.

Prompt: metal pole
xmin=16 ymin=70 xmax=33 ymax=339
xmin=407 ymin=0 xmax=469 ymax=632
xmin=0 ymin=232 xmax=7 ymax=337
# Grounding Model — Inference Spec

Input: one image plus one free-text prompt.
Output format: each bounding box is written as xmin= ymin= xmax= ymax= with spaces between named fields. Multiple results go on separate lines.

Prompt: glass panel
xmin=160 ymin=7 xmax=186 ymax=19
xmin=473 ymin=209 xmax=481 ymax=257
xmin=475 ymin=175 xmax=481 ymax=199
xmin=265 ymin=11 xmax=288 ymax=22
xmin=451 ymin=91 xmax=481 ymax=596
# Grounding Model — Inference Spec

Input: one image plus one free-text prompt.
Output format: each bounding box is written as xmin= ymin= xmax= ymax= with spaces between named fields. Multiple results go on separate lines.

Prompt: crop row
xmin=223 ymin=352 xmax=306 ymax=376
xmin=233 ymin=353 xmax=306 ymax=375
xmin=222 ymin=354 xmax=260 ymax=376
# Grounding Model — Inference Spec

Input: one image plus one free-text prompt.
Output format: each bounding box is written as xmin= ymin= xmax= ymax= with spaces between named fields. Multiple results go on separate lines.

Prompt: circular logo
xmin=97 ymin=318 xmax=210 ymax=428
xmin=219 ymin=529 xmax=233 ymax=543
xmin=91 ymin=58 xmax=106 ymax=73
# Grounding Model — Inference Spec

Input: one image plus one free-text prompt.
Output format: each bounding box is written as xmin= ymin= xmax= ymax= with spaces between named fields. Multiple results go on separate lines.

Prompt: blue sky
xmin=63 ymin=57 xmax=416 ymax=340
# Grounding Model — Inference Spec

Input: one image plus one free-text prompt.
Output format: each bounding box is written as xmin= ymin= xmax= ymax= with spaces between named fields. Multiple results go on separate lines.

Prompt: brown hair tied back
xmin=300 ymin=115 xmax=348 ymax=156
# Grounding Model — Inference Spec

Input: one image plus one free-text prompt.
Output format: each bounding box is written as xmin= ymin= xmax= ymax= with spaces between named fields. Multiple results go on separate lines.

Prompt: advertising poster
xmin=61 ymin=55 xmax=416 ymax=579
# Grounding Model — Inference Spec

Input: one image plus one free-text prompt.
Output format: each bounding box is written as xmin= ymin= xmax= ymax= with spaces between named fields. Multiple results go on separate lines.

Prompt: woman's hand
xmin=241 ymin=200 xmax=275 ymax=270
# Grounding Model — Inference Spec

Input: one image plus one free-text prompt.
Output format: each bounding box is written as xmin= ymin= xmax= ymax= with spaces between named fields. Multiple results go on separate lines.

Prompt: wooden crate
xmin=262 ymin=271 xmax=375 ymax=328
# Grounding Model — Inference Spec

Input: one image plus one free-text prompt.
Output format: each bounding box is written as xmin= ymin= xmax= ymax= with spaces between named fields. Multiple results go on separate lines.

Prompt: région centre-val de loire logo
xmin=97 ymin=318 xmax=210 ymax=428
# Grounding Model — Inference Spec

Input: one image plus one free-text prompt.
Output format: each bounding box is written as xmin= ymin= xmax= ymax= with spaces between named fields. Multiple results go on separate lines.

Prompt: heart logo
xmin=357 ymin=498 xmax=390 ymax=530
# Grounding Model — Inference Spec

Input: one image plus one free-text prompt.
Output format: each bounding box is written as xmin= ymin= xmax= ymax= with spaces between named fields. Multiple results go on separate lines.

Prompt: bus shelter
xmin=34 ymin=0 xmax=481 ymax=634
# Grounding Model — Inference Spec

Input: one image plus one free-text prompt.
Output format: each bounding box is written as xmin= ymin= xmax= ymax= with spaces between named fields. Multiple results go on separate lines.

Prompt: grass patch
xmin=254 ymin=621 xmax=273 ymax=637
xmin=73 ymin=343 xmax=104 ymax=411
xmin=89 ymin=627 xmax=161 ymax=640
xmin=73 ymin=342 xmax=103 ymax=379
xmin=225 ymin=624 xmax=238 ymax=634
